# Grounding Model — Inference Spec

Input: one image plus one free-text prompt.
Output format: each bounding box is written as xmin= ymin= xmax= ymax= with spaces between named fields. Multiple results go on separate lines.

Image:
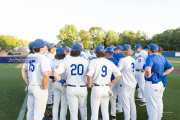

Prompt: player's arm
xmin=163 ymin=58 xmax=174 ymax=76
xmin=21 ymin=63 xmax=28 ymax=85
xmin=41 ymin=71 xmax=50 ymax=89
xmin=41 ymin=56 xmax=51 ymax=89
xmin=110 ymin=64 xmax=121 ymax=87
xmin=86 ymin=61 xmax=95 ymax=88
xmin=144 ymin=56 xmax=153 ymax=77
xmin=54 ymin=61 xmax=65 ymax=81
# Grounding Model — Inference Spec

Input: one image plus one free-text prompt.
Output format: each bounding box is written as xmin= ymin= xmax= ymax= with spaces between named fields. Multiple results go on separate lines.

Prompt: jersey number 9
xmin=71 ymin=64 xmax=84 ymax=75
xmin=101 ymin=65 xmax=107 ymax=77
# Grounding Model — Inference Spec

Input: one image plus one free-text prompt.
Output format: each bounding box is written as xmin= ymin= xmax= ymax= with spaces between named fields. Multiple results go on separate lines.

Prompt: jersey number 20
xmin=71 ymin=64 xmax=84 ymax=75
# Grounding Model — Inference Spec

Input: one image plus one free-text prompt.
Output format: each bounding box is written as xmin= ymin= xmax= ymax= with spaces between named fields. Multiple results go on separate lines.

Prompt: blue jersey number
xmin=71 ymin=64 xmax=84 ymax=75
xmin=131 ymin=63 xmax=135 ymax=72
xmin=101 ymin=65 xmax=107 ymax=77
xmin=29 ymin=60 xmax=35 ymax=72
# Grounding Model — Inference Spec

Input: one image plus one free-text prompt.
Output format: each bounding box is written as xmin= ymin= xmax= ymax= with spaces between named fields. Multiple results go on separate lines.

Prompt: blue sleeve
xmin=145 ymin=56 xmax=153 ymax=68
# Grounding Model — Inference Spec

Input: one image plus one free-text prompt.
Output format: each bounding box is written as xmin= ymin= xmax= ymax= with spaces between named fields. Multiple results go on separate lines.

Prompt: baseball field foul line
xmin=17 ymin=94 xmax=27 ymax=120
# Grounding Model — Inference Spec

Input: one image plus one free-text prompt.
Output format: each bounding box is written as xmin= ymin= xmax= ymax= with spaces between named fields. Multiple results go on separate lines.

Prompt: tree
xmin=79 ymin=30 xmax=91 ymax=49
xmin=104 ymin=30 xmax=119 ymax=46
xmin=89 ymin=27 xmax=105 ymax=47
xmin=57 ymin=24 xmax=79 ymax=46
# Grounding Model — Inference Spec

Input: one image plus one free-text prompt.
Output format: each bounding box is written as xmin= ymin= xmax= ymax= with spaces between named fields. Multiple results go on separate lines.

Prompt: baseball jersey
xmin=86 ymin=58 xmax=121 ymax=85
xmin=134 ymin=50 xmax=148 ymax=70
xmin=144 ymin=54 xmax=173 ymax=86
xmin=25 ymin=53 xmax=51 ymax=86
xmin=118 ymin=56 xmax=137 ymax=88
xmin=55 ymin=56 xmax=89 ymax=86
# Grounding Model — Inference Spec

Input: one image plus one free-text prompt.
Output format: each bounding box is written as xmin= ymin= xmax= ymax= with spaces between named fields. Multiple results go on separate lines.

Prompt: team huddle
xmin=21 ymin=39 xmax=174 ymax=120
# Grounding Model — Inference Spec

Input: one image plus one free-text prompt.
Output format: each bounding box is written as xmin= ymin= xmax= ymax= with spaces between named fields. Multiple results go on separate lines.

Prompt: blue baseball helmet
xmin=105 ymin=47 xmax=114 ymax=53
xmin=147 ymin=43 xmax=159 ymax=51
xmin=71 ymin=43 xmax=82 ymax=51
xmin=123 ymin=44 xmax=131 ymax=51
xmin=33 ymin=39 xmax=47 ymax=49
xmin=95 ymin=44 xmax=105 ymax=52
xmin=56 ymin=47 xmax=64 ymax=56
xmin=135 ymin=43 xmax=142 ymax=50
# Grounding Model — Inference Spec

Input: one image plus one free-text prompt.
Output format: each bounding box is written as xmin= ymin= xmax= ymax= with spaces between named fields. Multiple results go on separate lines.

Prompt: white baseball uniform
xmin=51 ymin=59 xmax=67 ymax=120
xmin=45 ymin=52 xmax=55 ymax=105
xmin=26 ymin=53 xmax=51 ymax=120
xmin=134 ymin=50 xmax=148 ymax=102
xmin=55 ymin=56 xmax=89 ymax=120
xmin=87 ymin=58 xmax=121 ymax=120
xmin=118 ymin=56 xmax=137 ymax=120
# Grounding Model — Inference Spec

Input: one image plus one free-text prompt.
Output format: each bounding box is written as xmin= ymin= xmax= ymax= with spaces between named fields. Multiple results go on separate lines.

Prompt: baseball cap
xmin=95 ymin=44 xmax=105 ymax=52
xmin=123 ymin=44 xmax=131 ymax=51
xmin=47 ymin=43 xmax=56 ymax=49
xmin=56 ymin=47 xmax=64 ymax=56
xmin=135 ymin=43 xmax=142 ymax=50
xmin=147 ymin=43 xmax=159 ymax=51
xmin=33 ymin=39 xmax=47 ymax=49
xmin=105 ymin=47 xmax=114 ymax=53
xmin=28 ymin=41 xmax=35 ymax=50
xmin=71 ymin=43 xmax=82 ymax=51
xmin=114 ymin=45 xmax=124 ymax=51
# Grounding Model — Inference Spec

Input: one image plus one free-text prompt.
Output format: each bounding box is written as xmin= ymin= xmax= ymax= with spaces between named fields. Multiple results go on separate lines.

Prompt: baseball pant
xmin=66 ymin=86 xmax=87 ymax=120
xmin=47 ymin=79 xmax=53 ymax=104
xmin=135 ymin=71 xmax=146 ymax=102
xmin=119 ymin=85 xmax=136 ymax=120
xmin=52 ymin=88 xmax=67 ymax=120
xmin=91 ymin=86 xmax=110 ymax=120
xmin=144 ymin=81 xmax=164 ymax=120
xmin=26 ymin=85 xmax=48 ymax=120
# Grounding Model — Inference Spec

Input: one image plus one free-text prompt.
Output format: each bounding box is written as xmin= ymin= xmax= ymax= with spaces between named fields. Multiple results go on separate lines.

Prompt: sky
xmin=0 ymin=0 xmax=179 ymax=43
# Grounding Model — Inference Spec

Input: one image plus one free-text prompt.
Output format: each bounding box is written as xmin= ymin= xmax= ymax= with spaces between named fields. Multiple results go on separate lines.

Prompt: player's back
xmin=65 ymin=56 xmax=89 ymax=85
xmin=135 ymin=51 xmax=148 ymax=70
xmin=26 ymin=53 xmax=45 ymax=85
xmin=89 ymin=58 xmax=119 ymax=85
xmin=119 ymin=56 xmax=137 ymax=88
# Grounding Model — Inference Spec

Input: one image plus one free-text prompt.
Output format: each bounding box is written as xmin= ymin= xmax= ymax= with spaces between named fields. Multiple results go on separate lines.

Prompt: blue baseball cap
xmin=47 ymin=43 xmax=56 ymax=49
xmin=95 ymin=44 xmax=105 ymax=52
xmin=105 ymin=47 xmax=114 ymax=53
xmin=147 ymin=43 xmax=159 ymax=51
xmin=123 ymin=44 xmax=131 ymax=51
xmin=33 ymin=39 xmax=47 ymax=49
xmin=56 ymin=47 xmax=64 ymax=55
xmin=114 ymin=45 xmax=124 ymax=51
xmin=28 ymin=41 xmax=34 ymax=50
xmin=135 ymin=43 xmax=142 ymax=50
xmin=71 ymin=43 xmax=82 ymax=51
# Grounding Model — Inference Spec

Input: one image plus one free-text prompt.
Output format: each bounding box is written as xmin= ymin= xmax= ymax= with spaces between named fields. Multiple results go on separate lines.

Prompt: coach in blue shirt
xmin=144 ymin=43 xmax=174 ymax=120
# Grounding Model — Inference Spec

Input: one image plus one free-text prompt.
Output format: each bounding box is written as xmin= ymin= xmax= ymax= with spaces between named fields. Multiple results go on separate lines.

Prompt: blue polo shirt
xmin=145 ymin=54 xmax=173 ymax=87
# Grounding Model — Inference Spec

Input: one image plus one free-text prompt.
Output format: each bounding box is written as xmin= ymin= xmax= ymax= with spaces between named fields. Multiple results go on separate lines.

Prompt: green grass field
xmin=0 ymin=57 xmax=180 ymax=120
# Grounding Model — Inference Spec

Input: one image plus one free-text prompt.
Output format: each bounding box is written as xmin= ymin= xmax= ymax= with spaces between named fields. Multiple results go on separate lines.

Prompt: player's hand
xmin=87 ymin=83 xmax=92 ymax=88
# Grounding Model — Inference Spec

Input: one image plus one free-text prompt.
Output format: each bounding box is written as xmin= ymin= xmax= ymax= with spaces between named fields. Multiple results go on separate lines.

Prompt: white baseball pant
xmin=144 ymin=81 xmax=164 ymax=120
xmin=52 ymin=87 xmax=67 ymax=120
xmin=66 ymin=86 xmax=87 ymax=120
xmin=119 ymin=85 xmax=136 ymax=120
xmin=47 ymin=79 xmax=54 ymax=104
xmin=26 ymin=85 xmax=48 ymax=120
xmin=91 ymin=86 xmax=110 ymax=120
xmin=135 ymin=71 xmax=146 ymax=102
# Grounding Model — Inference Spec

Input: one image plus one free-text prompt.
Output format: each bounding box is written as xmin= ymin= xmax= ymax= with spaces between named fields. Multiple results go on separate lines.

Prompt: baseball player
xmin=45 ymin=43 xmax=56 ymax=106
xmin=22 ymin=39 xmax=51 ymax=120
xmin=54 ymin=43 xmax=88 ymax=120
xmin=86 ymin=45 xmax=121 ymax=120
xmin=118 ymin=44 xmax=137 ymax=120
xmin=113 ymin=45 xmax=125 ymax=62
xmin=104 ymin=47 xmax=119 ymax=120
xmin=134 ymin=43 xmax=148 ymax=104
xmin=144 ymin=43 xmax=174 ymax=120
xmin=51 ymin=47 xmax=67 ymax=120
